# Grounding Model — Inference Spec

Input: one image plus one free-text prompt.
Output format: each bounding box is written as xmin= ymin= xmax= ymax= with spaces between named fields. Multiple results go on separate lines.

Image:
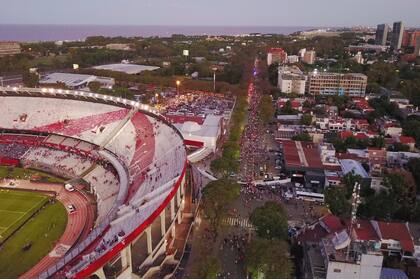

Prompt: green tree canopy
xmin=259 ymin=95 xmax=275 ymax=124
xmin=292 ymin=132 xmax=312 ymax=142
xmin=300 ymin=114 xmax=313 ymax=126
xmin=249 ymin=201 xmax=288 ymax=240
xmin=22 ymin=72 xmax=39 ymax=87
xmin=201 ymin=178 xmax=240 ymax=234
xmin=88 ymin=81 xmax=101 ymax=92
xmin=245 ymin=238 xmax=293 ymax=279
xmin=324 ymin=187 xmax=351 ymax=217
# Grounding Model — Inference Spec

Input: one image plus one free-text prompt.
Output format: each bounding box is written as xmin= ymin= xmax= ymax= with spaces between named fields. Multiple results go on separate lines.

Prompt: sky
xmin=0 ymin=0 xmax=419 ymax=27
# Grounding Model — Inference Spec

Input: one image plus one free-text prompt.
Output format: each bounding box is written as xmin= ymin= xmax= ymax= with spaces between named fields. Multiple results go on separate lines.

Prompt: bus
xmin=295 ymin=191 xmax=324 ymax=203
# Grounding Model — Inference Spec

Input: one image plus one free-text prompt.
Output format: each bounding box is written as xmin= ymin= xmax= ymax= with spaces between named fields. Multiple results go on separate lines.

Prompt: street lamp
xmin=176 ymin=80 xmax=181 ymax=95
xmin=212 ymin=67 xmax=218 ymax=93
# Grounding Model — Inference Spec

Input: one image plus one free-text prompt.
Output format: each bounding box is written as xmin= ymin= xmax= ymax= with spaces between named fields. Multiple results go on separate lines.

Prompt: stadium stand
xmin=0 ymin=87 xmax=188 ymax=279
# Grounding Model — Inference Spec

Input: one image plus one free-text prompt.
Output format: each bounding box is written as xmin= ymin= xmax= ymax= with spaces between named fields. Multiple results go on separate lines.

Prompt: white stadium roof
xmin=93 ymin=63 xmax=160 ymax=74
xmin=39 ymin=73 xmax=97 ymax=88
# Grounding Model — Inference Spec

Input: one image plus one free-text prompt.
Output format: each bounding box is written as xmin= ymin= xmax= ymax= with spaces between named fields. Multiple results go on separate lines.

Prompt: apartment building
xmin=302 ymin=50 xmax=316 ymax=64
xmin=267 ymin=47 xmax=287 ymax=65
xmin=307 ymin=72 xmax=367 ymax=96
xmin=391 ymin=21 xmax=405 ymax=50
xmin=375 ymin=24 xmax=390 ymax=46
xmin=277 ymin=66 xmax=307 ymax=95
xmin=0 ymin=42 xmax=21 ymax=57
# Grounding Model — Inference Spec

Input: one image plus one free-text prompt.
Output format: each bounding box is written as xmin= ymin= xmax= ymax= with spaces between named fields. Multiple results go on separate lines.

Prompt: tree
xmin=267 ymin=62 xmax=279 ymax=86
xmin=402 ymin=119 xmax=420 ymax=146
xmin=190 ymin=256 xmax=221 ymax=279
xmin=389 ymin=143 xmax=410 ymax=152
xmin=201 ymin=178 xmax=240 ymax=235
xmin=324 ymin=187 xmax=351 ymax=217
xmin=408 ymin=158 xmax=420 ymax=194
xmin=300 ymin=114 xmax=313 ymax=126
xmin=22 ymin=72 xmax=39 ymax=87
xmin=245 ymin=238 xmax=293 ymax=279
xmin=88 ymin=81 xmax=101 ymax=92
xmin=292 ymin=132 xmax=312 ymax=142
xmin=279 ymin=100 xmax=298 ymax=115
xmin=367 ymin=61 xmax=398 ymax=89
xmin=249 ymin=201 xmax=288 ymax=240
xmin=259 ymin=95 xmax=275 ymax=124
xmin=357 ymin=173 xmax=417 ymax=221
xmin=370 ymin=136 xmax=385 ymax=149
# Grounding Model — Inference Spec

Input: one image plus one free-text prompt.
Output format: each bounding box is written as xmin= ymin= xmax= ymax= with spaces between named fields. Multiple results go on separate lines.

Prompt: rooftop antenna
xmin=346 ymin=182 xmax=361 ymax=261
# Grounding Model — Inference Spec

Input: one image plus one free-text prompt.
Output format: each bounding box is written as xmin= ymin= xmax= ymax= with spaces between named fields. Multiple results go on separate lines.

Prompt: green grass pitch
xmin=0 ymin=189 xmax=68 ymax=278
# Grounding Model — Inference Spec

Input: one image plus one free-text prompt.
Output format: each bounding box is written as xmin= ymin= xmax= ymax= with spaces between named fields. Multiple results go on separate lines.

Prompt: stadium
xmin=0 ymin=87 xmax=191 ymax=279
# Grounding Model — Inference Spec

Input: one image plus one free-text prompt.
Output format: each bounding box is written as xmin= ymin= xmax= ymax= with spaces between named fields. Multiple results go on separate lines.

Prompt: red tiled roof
xmin=301 ymin=142 xmax=324 ymax=169
xmin=296 ymin=223 xmax=329 ymax=243
xmin=281 ymin=140 xmax=323 ymax=170
xmin=323 ymin=164 xmax=342 ymax=171
xmin=268 ymin=47 xmax=286 ymax=54
xmin=320 ymin=214 xmax=345 ymax=233
xmin=340 ymin=131 xmax=353 ymax=139
xmin=352 ymin=220 xmax=380 ymax=241
xmin=377 ymin=221 xmax=414 ymax=252
xmin=326 ymin=175 xmax=341 ymax=181
xmin=355 ymin=132 xmax=369 ymax=140
xmin=356 ymin=119 xmax=369 ymax=125
xmin=399 ymin=136 xmax=415 ymax=144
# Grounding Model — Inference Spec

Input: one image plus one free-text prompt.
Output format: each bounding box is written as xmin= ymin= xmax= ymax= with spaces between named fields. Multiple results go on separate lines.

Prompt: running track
xmin=0 ymin=180 xmax=94 ymax=279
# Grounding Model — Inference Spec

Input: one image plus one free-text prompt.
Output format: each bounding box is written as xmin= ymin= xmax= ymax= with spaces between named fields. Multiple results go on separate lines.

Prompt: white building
xmin=174 ymin=115 xmax=223 ymax=153
xmin=303 ymin=50 xmax=316 ymax=64
xmin=106 ymin=43 xmax=132 ymax=51
xmin=278 ymin=66 xmax=307 ymax=95
xmin=353 ymin=51 xmax=364 ymax=64
xmin=287 ymin=55 xmax=299 ymax=64
xmin=325 ymin=252 xmax=383 ymax=279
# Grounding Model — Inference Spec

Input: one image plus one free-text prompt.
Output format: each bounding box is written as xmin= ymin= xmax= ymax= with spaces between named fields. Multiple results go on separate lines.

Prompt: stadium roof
xmin=93 ymin=63 xmax=160 ymax=74
xmin=175 ymin=115 xmax=222 ymax=139
xmin=39 ymin=73 xmax=97 ymax=88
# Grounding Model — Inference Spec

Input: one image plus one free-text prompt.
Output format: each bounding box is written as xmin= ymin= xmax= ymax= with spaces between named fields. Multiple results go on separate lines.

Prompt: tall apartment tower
xmin=391 ymin=21 xmax=405 ymax=50
xmin=415 ymin=37 xmax=420 ymax=57
xmin=375 ymin=24 xmax=389 ymax=46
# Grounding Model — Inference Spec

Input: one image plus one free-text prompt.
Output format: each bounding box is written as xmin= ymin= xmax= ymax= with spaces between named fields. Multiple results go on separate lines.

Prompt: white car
xmin=67 ymin=204 xmax=76 ymax=213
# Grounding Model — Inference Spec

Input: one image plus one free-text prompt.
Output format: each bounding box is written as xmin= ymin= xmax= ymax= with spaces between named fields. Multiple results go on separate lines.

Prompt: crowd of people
xmin=162 ymin=92 xmax=234 ymax=118
xmin=239 ymin=62 xmax=266 ymax=197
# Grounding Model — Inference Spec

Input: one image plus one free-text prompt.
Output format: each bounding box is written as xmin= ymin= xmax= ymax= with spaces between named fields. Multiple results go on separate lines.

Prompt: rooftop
xmin=93 ymin=63 xmax=160 ymax=74
xmin=281 ymin=140 xmax=324 ymax=170
xmin=374 ymin=221 xmax=414 ymax=252
xmin=39 ymin=73 xmax=97 ymax=88
xmin=340 ymin=159 xmax=369 ymax=178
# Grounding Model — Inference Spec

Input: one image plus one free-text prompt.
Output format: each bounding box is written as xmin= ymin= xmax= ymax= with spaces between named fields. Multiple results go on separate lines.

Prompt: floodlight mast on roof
xmin=346 ymin=182 xmax=361 ymax=261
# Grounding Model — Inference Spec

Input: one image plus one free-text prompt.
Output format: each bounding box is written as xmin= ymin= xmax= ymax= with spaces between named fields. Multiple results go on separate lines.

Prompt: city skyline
xmin=0 ymin=0 xmax=420 ymax=27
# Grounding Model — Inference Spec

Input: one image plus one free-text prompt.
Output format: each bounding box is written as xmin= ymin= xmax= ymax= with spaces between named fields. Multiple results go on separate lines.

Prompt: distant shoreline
xmin=0 ymin=24 xmax=318 ymax=42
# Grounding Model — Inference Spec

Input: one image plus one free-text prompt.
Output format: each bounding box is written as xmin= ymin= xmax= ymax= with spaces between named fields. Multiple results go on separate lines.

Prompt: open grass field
xmin=0 ymin=190 xmax=68 ymax=279
xmin=0 ymin=166 xmax=65 ymax=184
xmin=0 ymin=189 xmax=48 ymax=244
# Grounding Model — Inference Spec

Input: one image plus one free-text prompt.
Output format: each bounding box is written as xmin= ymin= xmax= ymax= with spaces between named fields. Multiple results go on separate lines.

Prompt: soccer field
xmin=0 ymin=189 xmax=48 ymax=244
